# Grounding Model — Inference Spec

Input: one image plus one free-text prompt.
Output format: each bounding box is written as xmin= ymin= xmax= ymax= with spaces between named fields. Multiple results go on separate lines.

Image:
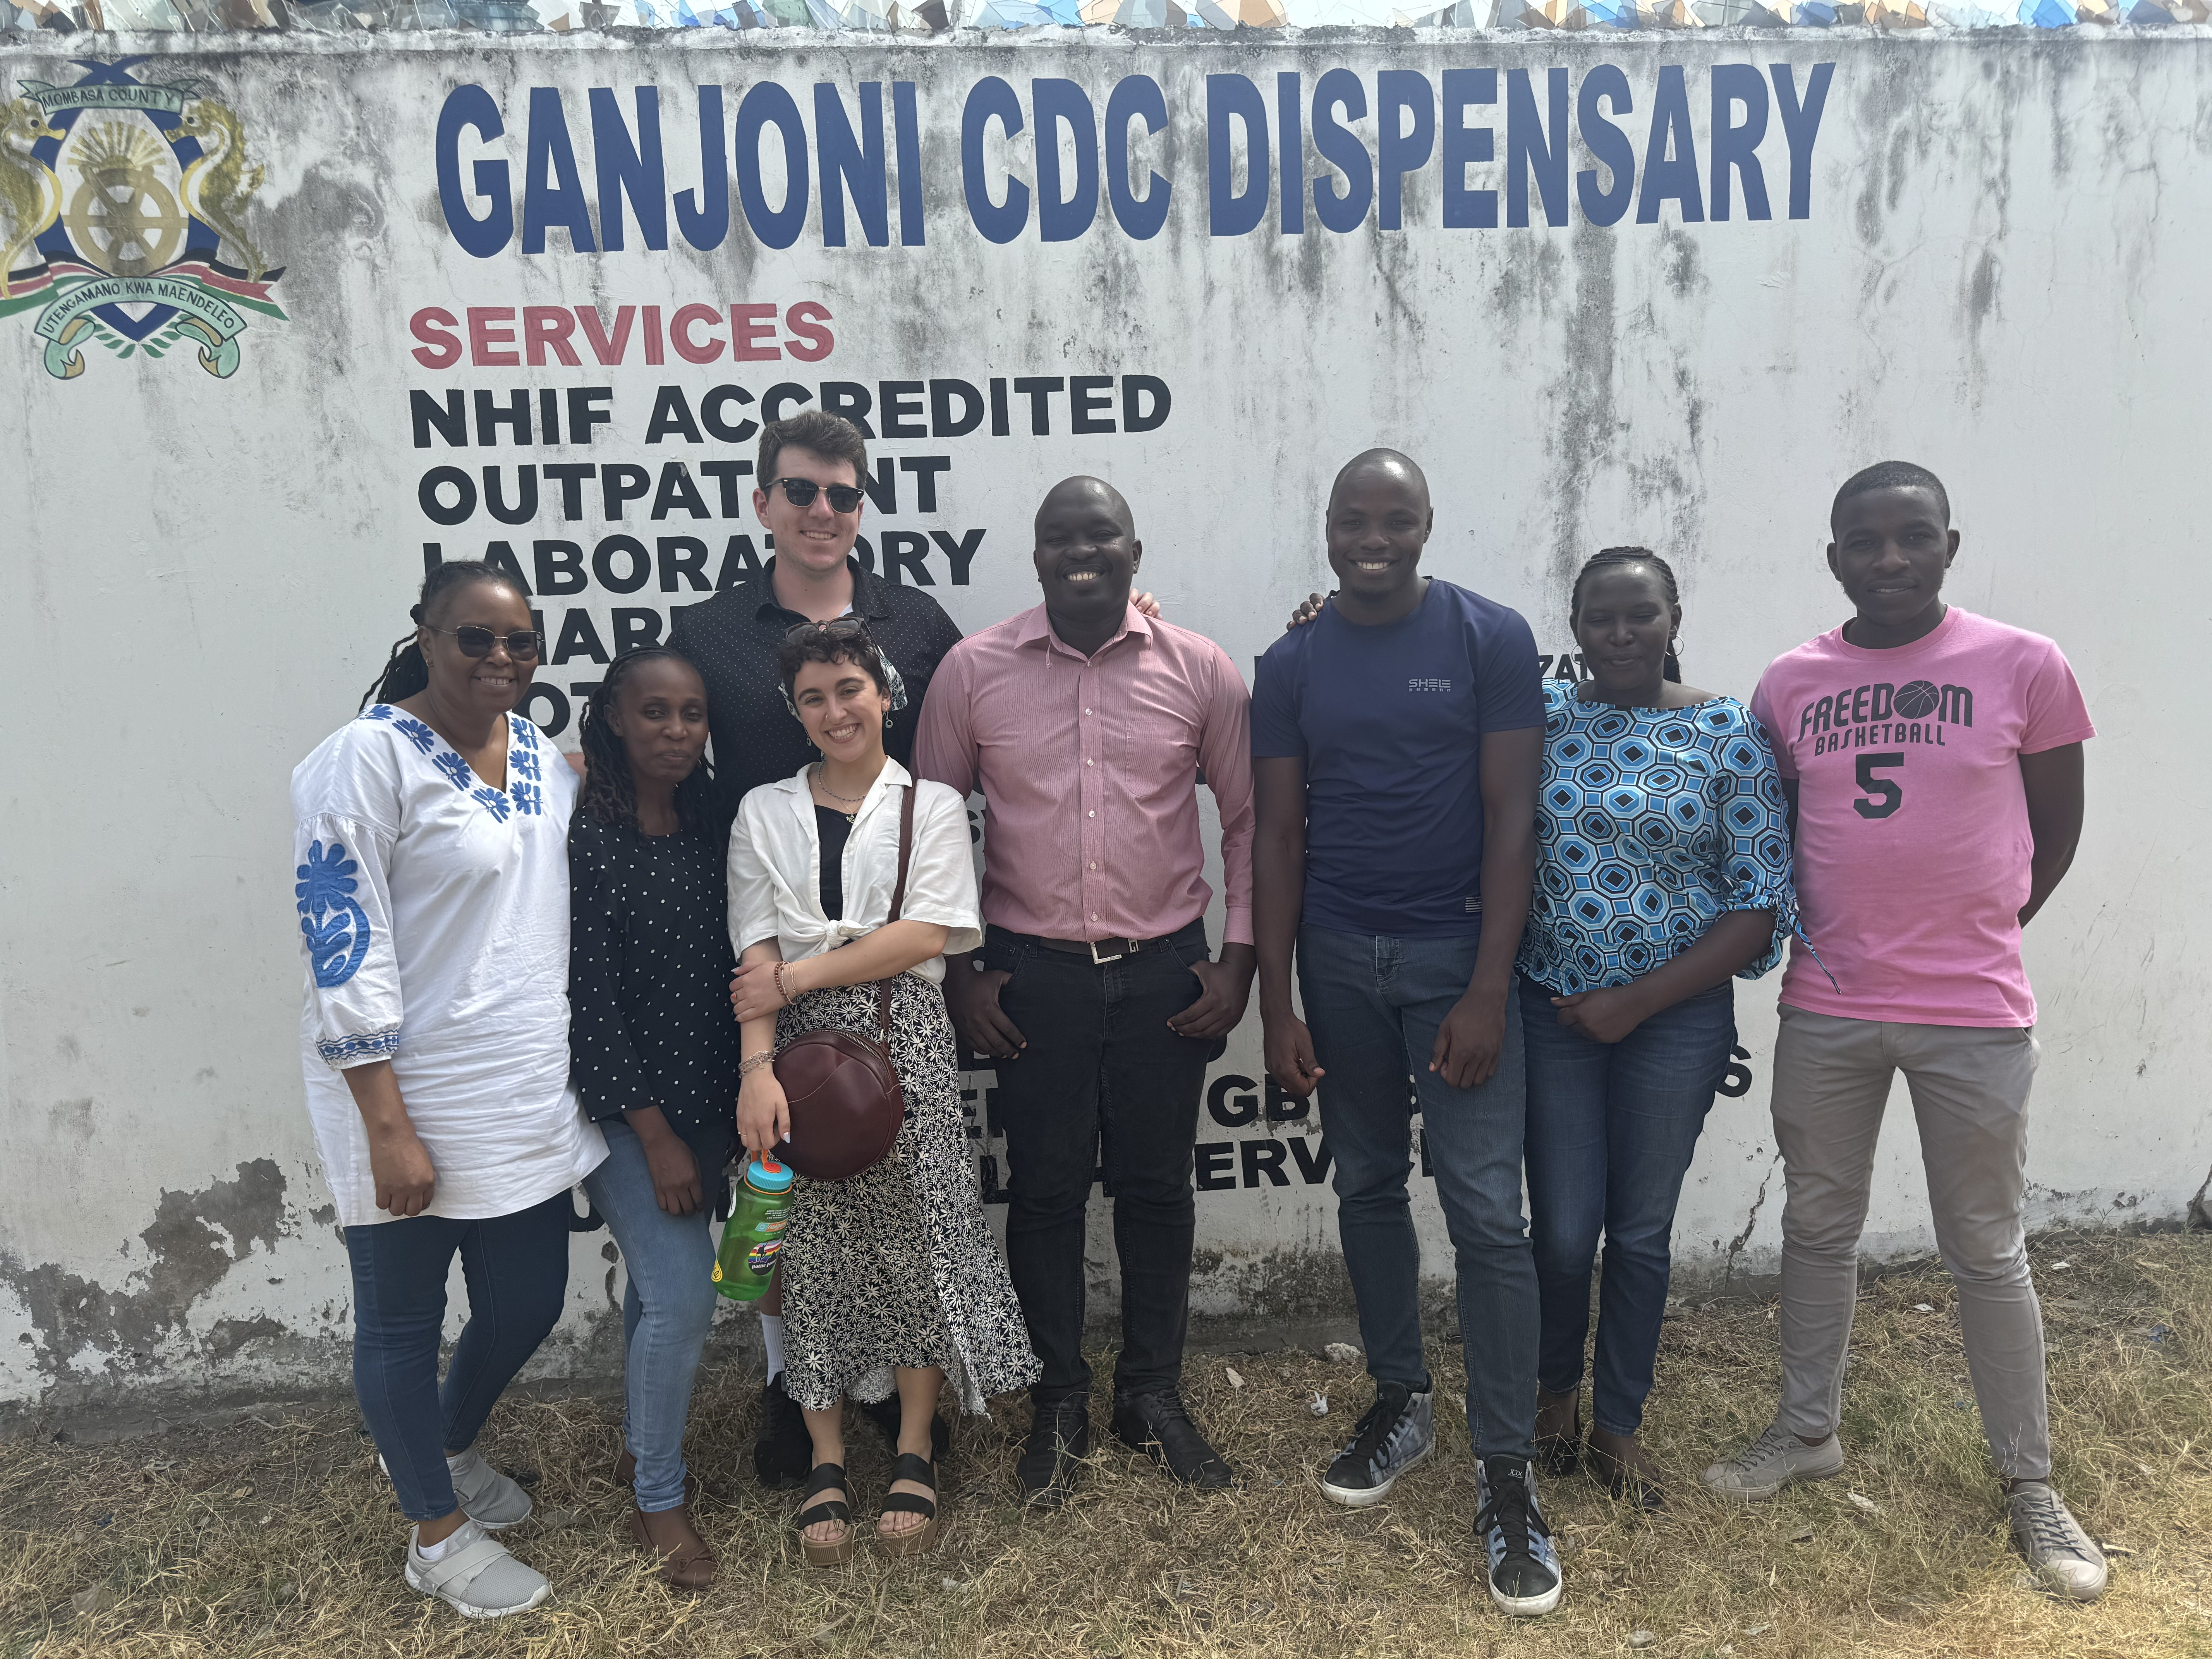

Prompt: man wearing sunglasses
xmin=668 ymin=411 xmax=967 ymax=822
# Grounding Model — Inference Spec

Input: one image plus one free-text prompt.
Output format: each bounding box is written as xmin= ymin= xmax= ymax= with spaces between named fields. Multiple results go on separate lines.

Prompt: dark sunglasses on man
xmin=426 ymin=624 xmax=544 ymax=661
xmin=763 ymin=476 xmax=867 ymax=514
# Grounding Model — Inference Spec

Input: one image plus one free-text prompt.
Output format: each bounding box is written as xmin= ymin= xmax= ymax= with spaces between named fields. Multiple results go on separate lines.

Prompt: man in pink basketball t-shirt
xmin=1700 ymin=462 xmax=2106 ymax=1602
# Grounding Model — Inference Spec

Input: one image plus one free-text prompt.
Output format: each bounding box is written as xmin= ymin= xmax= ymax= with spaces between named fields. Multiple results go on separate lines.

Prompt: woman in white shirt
xmin=292 ymin=561 xmax=605 ymax=1619
xmin=729 ymin=621 xmax=1038 ymax=1565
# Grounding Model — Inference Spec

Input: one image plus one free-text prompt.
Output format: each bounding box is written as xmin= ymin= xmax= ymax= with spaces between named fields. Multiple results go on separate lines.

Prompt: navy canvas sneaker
xmin=1320 ymin=1381 xmax=1434 ymax=1506
xmin=1475 ymin=1455 xmax=1563 ymax=1617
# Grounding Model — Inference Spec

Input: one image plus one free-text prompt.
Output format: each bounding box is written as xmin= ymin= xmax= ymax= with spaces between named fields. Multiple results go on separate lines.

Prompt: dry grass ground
xmin=5 ymin=1230 xmax=2211 ymax=1659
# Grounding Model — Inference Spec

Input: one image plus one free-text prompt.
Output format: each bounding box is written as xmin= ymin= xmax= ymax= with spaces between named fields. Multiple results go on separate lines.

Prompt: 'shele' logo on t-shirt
xmin=1409 ymin=677 xmax=1452 ymax=693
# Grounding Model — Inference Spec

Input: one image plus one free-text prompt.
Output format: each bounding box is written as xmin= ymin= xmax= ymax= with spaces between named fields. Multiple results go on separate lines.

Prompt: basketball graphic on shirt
xmin=1894 ymin=680 xmax=1941 ymax=719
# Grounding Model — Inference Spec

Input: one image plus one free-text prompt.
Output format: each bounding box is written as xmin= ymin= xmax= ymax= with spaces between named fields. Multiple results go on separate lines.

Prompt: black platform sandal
xmin=876 ymin=1452 xmax=941 ymax=1558
xmin=797 ymin=1462 xmax=854 ymax=1566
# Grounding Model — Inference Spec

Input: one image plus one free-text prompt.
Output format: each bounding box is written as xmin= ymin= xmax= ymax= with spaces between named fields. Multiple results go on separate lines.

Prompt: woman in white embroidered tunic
xmin=729 ymin=622 xmax=1038 ymax=1566
xmin=291 ymin=562 xmax=605 ymax=1620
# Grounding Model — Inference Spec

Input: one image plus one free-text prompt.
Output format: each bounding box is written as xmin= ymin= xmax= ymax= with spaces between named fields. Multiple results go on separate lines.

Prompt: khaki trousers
xmin=1769 ymin=1005 xmax=2049 ymax=1482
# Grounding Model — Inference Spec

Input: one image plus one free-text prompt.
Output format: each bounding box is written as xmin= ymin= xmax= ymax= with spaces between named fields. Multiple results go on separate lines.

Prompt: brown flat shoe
xmin=615 ymin=1447 xmax=702 ymax=1506
xmin=630 ymin=1499 xmax=718 ymax=1590
xmin=1585 ymin=1430 xmax=1666 ymax=1511
xmin=1534 ymin=1386 xmax=1582 ymax=1478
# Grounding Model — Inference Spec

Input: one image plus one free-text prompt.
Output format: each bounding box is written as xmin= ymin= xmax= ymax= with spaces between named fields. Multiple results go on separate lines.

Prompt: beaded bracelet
xmin=739 ymin=1048 xmax=777 ymax=1079
xmin=773 ymin=960 xmax=795 ymax=1005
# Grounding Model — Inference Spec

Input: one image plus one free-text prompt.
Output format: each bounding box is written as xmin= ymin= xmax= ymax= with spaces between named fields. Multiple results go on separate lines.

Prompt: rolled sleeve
xmin=727 ymin=796 xmax=787 ymax=958
xmin=912 ymin=646 xmax=979 ymax=797
xmin=898 ymin=784 xmax=985 ymax=958
xmin=1198 ymin=647 xmax=1257 ymax=947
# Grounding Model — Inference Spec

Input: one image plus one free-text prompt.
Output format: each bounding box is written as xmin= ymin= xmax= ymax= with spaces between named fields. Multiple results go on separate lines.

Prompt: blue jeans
xmin=1520 ymin=974 xmax=1735 ymax=1436
xmin=582 ymin=1120 xmax=720 ymax=1512
xmin=343 ymin=1190 xmax=572 ymax=1522
xmin=1298 ymin=926 xmax=1538 ymax=1461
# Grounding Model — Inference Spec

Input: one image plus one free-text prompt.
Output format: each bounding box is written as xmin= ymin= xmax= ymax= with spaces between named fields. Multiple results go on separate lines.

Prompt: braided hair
xmin=1570 ymin=546 xmax=1683 ymax=683
xmin=357 ymin=560 xmax=524 ymax=712
xmin=575 ymin=647 xmax=718 ymax=834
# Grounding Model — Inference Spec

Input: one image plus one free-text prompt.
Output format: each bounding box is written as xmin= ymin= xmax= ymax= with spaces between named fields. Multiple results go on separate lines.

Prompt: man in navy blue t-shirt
xmin=1252 ymin=450 xmax=1556 ymax=1618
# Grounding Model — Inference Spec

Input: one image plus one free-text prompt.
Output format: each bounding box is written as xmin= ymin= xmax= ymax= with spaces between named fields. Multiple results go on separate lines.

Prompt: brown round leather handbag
xmin=773 ymin=783 xmax=915 ymax=1182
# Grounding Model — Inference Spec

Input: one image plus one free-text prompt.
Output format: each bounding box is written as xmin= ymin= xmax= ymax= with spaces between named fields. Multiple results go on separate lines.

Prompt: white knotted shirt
xmin=727 ymin=761 xmax=982 ymax=983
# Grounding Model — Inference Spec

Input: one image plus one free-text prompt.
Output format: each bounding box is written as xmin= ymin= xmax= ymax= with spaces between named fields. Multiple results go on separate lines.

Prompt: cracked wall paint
xmin=5 ymin=32 xmax=2210 ymax=1411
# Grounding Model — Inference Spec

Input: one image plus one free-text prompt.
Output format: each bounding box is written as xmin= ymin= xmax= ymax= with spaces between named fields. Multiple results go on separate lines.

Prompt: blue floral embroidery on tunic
xmin=431 ymin=750 xmax=473 ymax=792
xmin=511 ymin=779 xmax=542 ymax=817
xmin=360 ymin=704 xmax=395 ymax=722
xmin=317 ymin=1027 xmax=399 ymax=1066
xmin=471 ymin=786 xmax=513 ymax=823
xmin=296 ymin=839 xmax=373 ymax=988
xmin=393 ymin=716 xmax=438 ymax=755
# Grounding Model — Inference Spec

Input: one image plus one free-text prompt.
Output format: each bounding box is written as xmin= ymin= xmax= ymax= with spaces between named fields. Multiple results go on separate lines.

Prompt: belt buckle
xmin=1089 ymin=937 xmax=1131 ymax=965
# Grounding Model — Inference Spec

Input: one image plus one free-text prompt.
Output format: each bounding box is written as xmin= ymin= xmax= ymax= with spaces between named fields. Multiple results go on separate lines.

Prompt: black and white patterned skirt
xmin=774 ymin=973 xmax=1040 ymax=1414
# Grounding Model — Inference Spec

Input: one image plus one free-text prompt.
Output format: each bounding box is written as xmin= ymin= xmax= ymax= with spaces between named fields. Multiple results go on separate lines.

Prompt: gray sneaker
xmin=1700 ymin=1419 xmax=1845 ymax=1501
xmin=1320 ymin=1381 xmax=1434 ymax=1506
xmin=2008 ymin=1481 xmax=2108 ymax=1602
xmin=379 ymin=1448 xmax=532 ymax=1530
xmin=405 ymin=1518 xmax=553 ymax=1618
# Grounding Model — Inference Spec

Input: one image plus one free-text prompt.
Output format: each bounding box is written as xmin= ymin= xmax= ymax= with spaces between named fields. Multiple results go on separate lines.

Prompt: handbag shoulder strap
xmin=874 ymin=781 xmax=917 ymax=1039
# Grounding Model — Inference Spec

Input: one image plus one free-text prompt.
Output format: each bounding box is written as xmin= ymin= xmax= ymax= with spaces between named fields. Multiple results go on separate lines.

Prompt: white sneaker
xmin=445 ymin=1447 xmax=533 ymax=1528
xmin=380 ymin=1448 xmax=533 ymax=1531
xmin=2008 ymin=1481 xmax=2108 ymax=1602
xmin=405 ymin=1518 xmax=552 ymax=1618
xmin=1700 ymin=1419 xmax=1845 ymax=1501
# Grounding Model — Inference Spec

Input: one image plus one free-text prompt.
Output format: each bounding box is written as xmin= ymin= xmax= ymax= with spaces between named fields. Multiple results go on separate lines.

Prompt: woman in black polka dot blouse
xmin=568 ymin=647 xmax=739 ymax=1590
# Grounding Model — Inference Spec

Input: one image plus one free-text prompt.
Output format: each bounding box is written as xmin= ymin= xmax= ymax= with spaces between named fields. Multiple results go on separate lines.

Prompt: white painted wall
xmin=3 ymin=30 xmax=2205 ymax=1415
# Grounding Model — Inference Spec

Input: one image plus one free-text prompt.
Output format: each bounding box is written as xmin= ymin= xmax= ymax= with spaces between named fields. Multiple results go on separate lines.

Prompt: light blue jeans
xmin=583 ymin=1120 xmax=720 ymax=1512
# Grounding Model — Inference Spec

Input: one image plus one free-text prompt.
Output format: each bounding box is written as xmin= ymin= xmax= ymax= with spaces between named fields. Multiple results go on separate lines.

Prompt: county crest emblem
xmin=0 ymin=56 xmax=287 ymax=379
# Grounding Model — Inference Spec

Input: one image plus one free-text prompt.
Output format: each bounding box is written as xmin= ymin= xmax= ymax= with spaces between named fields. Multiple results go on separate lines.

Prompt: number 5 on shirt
xmin=1852 ymin=753 xmax=1905 ymax=820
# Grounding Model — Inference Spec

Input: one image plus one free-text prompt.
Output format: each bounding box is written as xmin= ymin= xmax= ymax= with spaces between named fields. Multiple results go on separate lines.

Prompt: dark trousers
xmin=343 ymin=1190 xmax=572 ymax=1522
xmin=983 ymin=919 xmax=1215 ymax=1399
xmin=1519 ymin=974 xmax=1735 ymax=1436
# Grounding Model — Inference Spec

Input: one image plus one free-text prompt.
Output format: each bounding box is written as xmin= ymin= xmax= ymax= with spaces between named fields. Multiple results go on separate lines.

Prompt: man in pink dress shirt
xmin=915 ymin=475 xmax=1256 ymax=1509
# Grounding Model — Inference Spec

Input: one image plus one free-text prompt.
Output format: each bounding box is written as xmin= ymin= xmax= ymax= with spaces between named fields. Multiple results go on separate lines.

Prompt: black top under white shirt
xmin=816 ymin=804 xmax=854 ymax=920
xmin=568 ymin=809 xmax=741 ymax=1183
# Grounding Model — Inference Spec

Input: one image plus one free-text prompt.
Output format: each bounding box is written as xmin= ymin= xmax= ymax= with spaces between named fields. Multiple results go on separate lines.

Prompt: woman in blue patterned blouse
xmin=1521 ymin=548 xmax=1798 ymax=1508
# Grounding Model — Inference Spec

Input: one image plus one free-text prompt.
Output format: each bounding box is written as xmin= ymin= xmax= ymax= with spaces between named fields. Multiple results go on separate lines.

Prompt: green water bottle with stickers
xmin=713 ymin=1157 xmax=795 ymax=1302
